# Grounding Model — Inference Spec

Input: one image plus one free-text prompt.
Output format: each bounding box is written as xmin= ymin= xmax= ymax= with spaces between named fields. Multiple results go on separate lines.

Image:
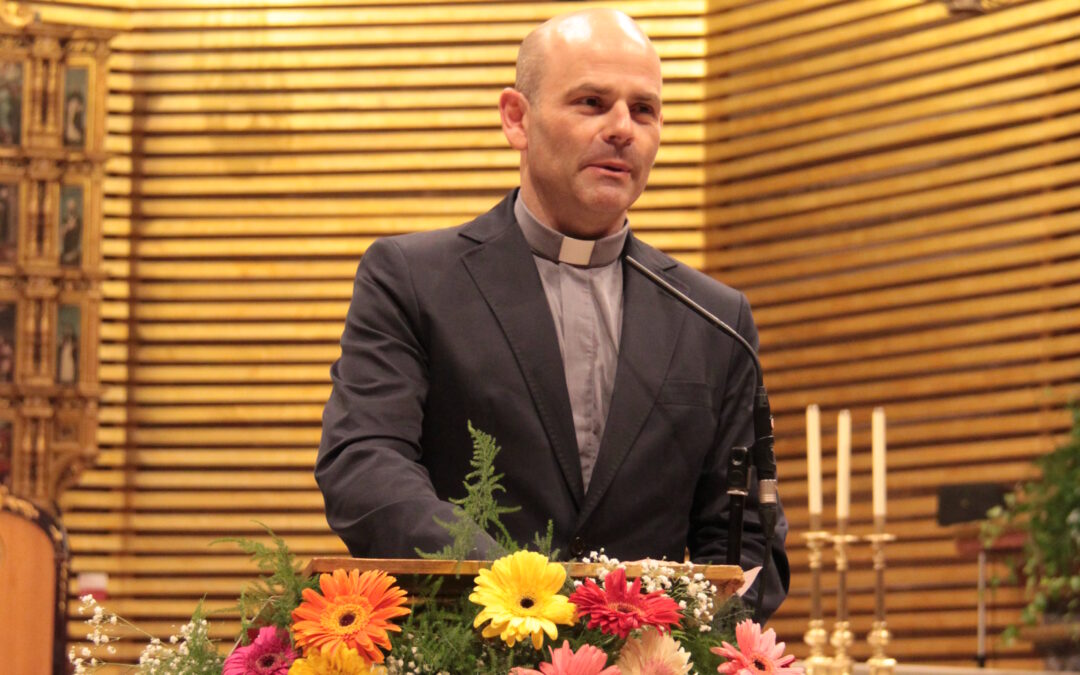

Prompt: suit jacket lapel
xmin=575 ymin=235 xmax=687 ymax=530
xmin=461 ymin=198 xmax=586 ymax=508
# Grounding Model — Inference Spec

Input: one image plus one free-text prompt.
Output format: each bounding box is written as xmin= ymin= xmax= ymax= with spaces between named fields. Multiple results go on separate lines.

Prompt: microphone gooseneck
xmin=624 ymin=254 xmax=779 ymax=619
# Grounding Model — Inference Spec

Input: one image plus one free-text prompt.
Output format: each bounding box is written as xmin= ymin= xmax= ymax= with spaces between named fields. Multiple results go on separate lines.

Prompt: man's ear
xmin=499 ymin=88 xmax=528 ymax=150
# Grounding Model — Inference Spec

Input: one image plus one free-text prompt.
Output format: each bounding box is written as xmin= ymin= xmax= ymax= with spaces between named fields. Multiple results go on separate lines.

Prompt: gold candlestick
xmin=802 ymin=513 xmax=832 ymax=675
xmin=865 ymin=518 xmax=897 ymax=675
xmin=830 ymin=519 xmax=858 ymax=675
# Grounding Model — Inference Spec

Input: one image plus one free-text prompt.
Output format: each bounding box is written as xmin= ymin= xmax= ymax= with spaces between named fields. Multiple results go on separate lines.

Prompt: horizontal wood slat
xmin=126 ymin=1 xmax=707 ymax=29
xmin=25 ymin=1 xmax=130 ymax=29
xmin=112 ymin=20 xmax=702 ymax=52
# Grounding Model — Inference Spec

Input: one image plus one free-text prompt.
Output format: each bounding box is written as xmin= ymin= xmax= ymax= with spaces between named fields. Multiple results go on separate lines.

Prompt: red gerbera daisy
xmin=569 ymin=567 xmax=681 ymax=639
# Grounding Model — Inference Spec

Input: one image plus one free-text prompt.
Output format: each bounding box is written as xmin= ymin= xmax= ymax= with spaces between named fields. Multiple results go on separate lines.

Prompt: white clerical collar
xmin=514 ymin=192 xmax=629 ymax=268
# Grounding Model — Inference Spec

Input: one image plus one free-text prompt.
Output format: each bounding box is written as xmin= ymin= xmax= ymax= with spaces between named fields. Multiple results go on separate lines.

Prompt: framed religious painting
xmin=53 ymin=291 xmax=98 ymax=396
xmin=0 ymin=407 xmax=17 ymax=491
xmin=60 ymin=50 xmax=103 ymax=156
xmin=57 ymin=182 xmax=83 ymax=270
xmin=0 ymin=177 xmax=19 ymax=271
xmin=54 ymin=301 xmax=80 ymax=387
xmin=61 ymin=65 xmax=87 ymax=150
xmin=0 ymin=57 xmax=29 ymax=155
xmin=0 ymin=294 xmax=15 ymax=389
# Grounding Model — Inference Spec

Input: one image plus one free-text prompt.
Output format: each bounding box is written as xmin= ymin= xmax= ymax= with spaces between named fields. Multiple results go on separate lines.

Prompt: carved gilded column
xmin=0 ymin=5 xmax=112 ymax=511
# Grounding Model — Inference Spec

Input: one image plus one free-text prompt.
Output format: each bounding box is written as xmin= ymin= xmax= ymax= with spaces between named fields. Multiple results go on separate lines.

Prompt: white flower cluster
xmin=581 ymin=548 xmax=624 ymax=581
xmin=637 ymin=559 xmax=719 ymax=633
xmin=137 ymin=637 xmax=170 ymax=672
xmin=384 ymin=634 xmax=445 ymax=675
xmin=69 ymin=595 xmax=118 ymax=673
xmin=68 ymin=594 xmax=215 ymax=675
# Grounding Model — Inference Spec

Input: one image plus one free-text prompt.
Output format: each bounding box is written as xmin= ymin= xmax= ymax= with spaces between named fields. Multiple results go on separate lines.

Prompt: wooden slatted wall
xmin=57 ymin=0 xmax=716 ymax=662
xmin=705 ymin=0 xmax=1080 ymax=670
xmin=34 ymin=0 xmax=1075 ymax=668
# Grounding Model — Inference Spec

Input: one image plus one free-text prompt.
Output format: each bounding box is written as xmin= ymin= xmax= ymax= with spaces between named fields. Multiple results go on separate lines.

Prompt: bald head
xmin=499 ymin=8 xmax=664 ymax=238
xmin=515 ymin=9 xmax=660 ymax=102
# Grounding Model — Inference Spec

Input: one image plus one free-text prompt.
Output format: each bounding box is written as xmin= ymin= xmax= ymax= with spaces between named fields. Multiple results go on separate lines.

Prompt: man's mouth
xmin=589 ymin=161 xmax=632 ymax=175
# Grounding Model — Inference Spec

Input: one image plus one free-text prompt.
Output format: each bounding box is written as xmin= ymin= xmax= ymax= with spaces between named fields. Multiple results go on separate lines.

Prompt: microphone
xmin=624 ymin=255 xmax=779 ymax=618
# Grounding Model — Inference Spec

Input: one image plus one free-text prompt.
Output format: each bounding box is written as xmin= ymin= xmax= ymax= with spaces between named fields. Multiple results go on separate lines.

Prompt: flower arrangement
xmin=70 ymin=425 xmax=803 ymax=674
xmin=72 ymin=547 xmax=800 ymax=675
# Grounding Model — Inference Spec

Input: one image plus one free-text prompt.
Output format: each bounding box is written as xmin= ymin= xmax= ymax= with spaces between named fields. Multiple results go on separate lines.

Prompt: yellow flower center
xmin=612 ymin=602 xmax=644 ymax=616
xmin=323 ymin=596 xmax=373 ymax=636
xmin=519 ymin=597 xmax=535 ymax=609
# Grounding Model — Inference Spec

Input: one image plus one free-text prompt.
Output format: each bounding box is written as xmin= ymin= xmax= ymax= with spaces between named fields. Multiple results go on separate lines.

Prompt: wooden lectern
xmin=303 ymin=557 xmax=744 ymax=600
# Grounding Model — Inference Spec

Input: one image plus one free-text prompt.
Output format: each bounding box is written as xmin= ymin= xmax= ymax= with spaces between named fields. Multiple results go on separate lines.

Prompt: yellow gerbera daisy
xmin=287 ymin=646 xmax=387 ymax=675
xmin=469 ymin=550 xmax=576 ymax=649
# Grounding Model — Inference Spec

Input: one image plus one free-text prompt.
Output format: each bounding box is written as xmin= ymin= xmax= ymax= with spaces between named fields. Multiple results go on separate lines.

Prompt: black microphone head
xmin=726 ymin=446 xmax=750 ymax=493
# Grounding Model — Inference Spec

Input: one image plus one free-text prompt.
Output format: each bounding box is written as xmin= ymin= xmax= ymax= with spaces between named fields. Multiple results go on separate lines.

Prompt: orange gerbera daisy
xmin=291 ymin=569 xmax=410 ymax=664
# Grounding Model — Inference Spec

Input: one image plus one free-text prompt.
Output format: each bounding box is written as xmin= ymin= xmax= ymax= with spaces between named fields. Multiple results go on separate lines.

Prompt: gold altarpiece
xmin=0 ymin=4 xmax=111 ymax=512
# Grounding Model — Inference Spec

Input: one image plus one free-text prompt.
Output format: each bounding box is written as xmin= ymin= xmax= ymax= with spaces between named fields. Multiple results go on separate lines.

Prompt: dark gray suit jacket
xmin=317 ymin=191 xmax=789 ymax=618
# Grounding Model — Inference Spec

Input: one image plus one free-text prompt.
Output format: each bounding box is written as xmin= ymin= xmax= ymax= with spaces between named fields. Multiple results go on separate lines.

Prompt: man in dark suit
xmin=318 ymin=8 xmax=789 ymax=619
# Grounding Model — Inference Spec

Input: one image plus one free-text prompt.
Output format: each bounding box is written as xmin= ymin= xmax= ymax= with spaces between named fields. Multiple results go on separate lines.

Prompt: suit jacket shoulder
xmin=626 ymin=236 xmax=754 ymax=342
xmin=365 ymin=192 xmax=518 ymax=267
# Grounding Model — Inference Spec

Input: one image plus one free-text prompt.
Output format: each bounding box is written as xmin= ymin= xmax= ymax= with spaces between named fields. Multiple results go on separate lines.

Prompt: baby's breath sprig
xmin=69 ymin=594 xmax=148 ymax=673
xmin=68 ymin=596 xmax=224 ymax=675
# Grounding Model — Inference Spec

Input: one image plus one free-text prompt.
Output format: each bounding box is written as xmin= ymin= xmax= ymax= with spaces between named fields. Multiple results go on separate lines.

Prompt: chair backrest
xmin=0 ymin=490 xmax=69 ymax=675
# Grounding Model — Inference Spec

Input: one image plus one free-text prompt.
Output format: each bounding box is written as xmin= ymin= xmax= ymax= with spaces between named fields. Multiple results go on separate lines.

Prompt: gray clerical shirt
xmin=514 ymin=194 xmax=629 ymax=490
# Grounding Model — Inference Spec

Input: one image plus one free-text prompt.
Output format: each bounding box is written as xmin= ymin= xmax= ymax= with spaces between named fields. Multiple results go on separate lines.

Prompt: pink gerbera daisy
xmin=223 ymin=626 xmax=298 ymax=675
xmin=569 ymin=568 xmax=681 ymax=639
xmin=511 ymin=640 xmax=621 ymax=675
xmin=711 ymin=619 xmax=804 ymax=674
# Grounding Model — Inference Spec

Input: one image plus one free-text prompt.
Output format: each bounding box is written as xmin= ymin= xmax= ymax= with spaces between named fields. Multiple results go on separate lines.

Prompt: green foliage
xmin=213 ymin=522 xmax=319 ymax=641
xmin=141 ymin=602 xmax=224 ymax=675
xmin=671 ymin=593 xmax=751 ymax=671
xmin=419 ymin=421 xmax=522 ymax=560
xmin=982 ymin=404 xmax=1080 ymax=640
xmin=390 ymin=578 xmax=549 ymax=674
xmin=557 ymin=624 xmax=622 ymax=662
xmin=531 ymin=520 xmax=559 ymax=560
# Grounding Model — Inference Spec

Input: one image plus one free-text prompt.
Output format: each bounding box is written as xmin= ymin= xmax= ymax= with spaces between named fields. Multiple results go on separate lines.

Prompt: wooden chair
xmin=0 ymin=488 xmax=69 ymax=675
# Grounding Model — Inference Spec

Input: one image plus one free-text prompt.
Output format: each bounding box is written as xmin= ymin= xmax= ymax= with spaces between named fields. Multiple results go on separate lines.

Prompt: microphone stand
xmin=625 ymin=255 xmax=779 ymax=618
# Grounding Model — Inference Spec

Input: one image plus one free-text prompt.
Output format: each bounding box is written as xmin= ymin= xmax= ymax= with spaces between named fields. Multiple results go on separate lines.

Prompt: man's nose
xmin=603 ymin=102 xmax=634 ymax=147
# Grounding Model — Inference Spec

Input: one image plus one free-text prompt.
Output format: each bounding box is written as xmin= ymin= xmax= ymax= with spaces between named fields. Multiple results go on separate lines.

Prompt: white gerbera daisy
xmin=616 ymin=627 xmax=692 ymax=675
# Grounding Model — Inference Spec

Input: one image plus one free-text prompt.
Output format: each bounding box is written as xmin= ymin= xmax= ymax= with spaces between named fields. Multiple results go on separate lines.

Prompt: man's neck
xmin=519 ymin=184 xmax=624 ymax=240
xmin=514 ymin=193 xmax=628 ymax=268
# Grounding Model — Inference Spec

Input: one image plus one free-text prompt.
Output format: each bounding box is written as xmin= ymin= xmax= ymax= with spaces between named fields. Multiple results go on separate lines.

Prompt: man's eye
xmin=634 ymin=104 xmax=657 ymax=116
xmin=581 ymin=97 xmax=602 ymax=107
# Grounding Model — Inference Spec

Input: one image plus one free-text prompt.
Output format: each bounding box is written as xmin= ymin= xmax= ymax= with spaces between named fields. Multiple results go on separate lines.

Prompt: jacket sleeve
xmin=686 ymin=291 xmax=791 ymax=622
xmin=316 ymin=237 xmax=498 ymax=558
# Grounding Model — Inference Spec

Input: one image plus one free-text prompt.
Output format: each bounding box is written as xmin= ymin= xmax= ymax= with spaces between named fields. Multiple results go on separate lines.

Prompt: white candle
xmin=806 ymin=404 xmax=822 ymax=516
xmin=837 ymin=410 xmax=851 ymax=521
xmin=872 ymin=407 xmax=887 ymax=519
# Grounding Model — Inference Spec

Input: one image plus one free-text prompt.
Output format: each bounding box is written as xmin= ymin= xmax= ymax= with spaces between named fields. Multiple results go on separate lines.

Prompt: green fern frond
xmin=212 ymin=521 xmax=318 ymax=641
xmin=418 ymin=422 xmax=522 ymax=561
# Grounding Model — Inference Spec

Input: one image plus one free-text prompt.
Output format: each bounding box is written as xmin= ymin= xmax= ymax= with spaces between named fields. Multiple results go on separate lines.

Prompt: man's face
xmin=518 ymin=31 xmax=662 ymax=238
